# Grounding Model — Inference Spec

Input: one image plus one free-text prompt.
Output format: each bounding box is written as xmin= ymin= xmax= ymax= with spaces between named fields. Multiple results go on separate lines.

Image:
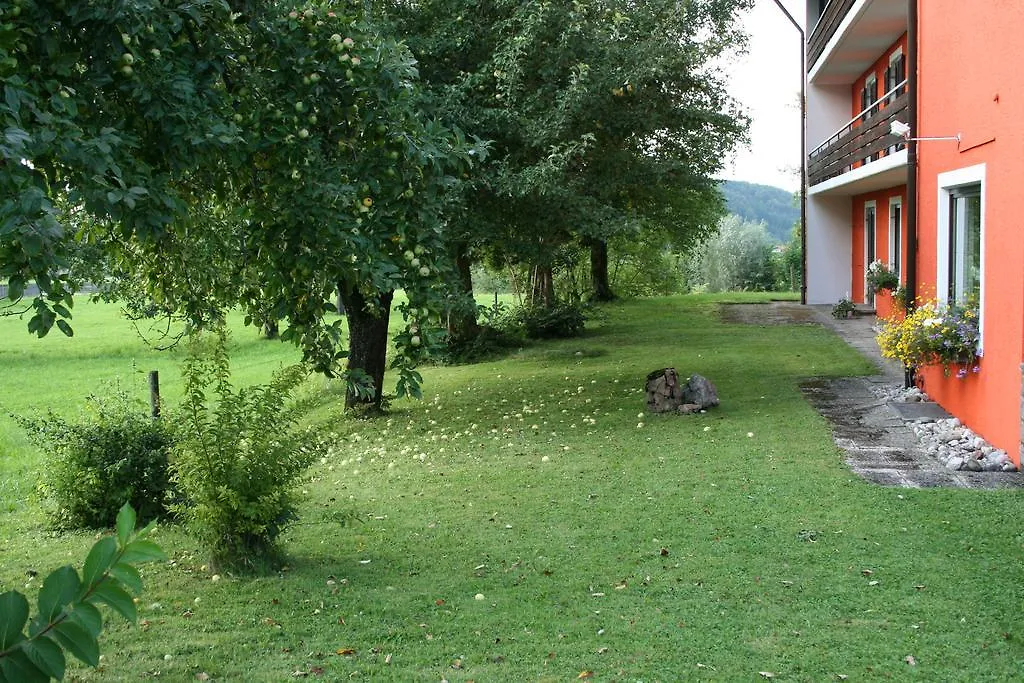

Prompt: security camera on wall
xmin=889 ymin=120 xmax=912 ymax=139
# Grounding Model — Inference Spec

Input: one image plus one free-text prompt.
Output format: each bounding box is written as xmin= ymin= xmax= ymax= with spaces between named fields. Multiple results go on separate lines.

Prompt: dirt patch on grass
xmin=718 ymin=301 xmax=820 ymax=325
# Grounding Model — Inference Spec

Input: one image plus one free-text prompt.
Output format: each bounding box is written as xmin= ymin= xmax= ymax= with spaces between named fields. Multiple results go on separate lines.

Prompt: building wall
xmin=850 ymin=187 xmax=906 ymax=303
xmin=807 ymin=83 xmax=853 ymax=152
xmin=849 ymin=34 xmax=908 ymax=171
xmin=916 ymin=0 xmax=1024 ymax=465
xmin=806 ymin=194 xmax=853 ymax=304
xmin=850 ymin=34 xmax=908 ymax=119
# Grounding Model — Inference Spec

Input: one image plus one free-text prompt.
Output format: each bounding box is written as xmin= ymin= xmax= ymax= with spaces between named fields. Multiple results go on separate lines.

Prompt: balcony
xmin=807 ymin=0 xmax=856 ymax=70
xmin=808 ymin=84 xmax=907 ymax=189
xmin=806 ymin=0 xmax=907 ymax=84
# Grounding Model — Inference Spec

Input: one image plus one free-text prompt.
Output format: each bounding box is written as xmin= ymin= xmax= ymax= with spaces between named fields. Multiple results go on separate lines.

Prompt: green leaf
xmin=22 ymin=637 xmax=66 ymax=680
xmin=115 ymin=503 xmax=136 ymax=547
xmin=0 ymin=591 xmax=29 ymax=650
xmin=81 ymin=536 xmax=118 ymax=589
xmin=55 ymin=319 xmax=73 ymax=337
xmin=67 ymin=602 xmax=102 ymax=638
xmin=36 ymin=566 xmax=80 ymax=624
xmin=0 ymin=650 xmax=49 ymax=683
xmin=5 ymin=279 xmax=24 ymax=301
xmin=119 ymin=540 xmax=166 ymax=565
xmin=51 ymin=620 xmax=99 ymax=667
xmin=89 ymin=579 xmax=136 ymax=623
xmin=107 ymin=562 xmax=142 ymax=595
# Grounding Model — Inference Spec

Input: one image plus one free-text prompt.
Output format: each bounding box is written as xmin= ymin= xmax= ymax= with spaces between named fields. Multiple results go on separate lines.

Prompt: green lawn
xmin=2 ymin=294 xmax=1022 ymax=681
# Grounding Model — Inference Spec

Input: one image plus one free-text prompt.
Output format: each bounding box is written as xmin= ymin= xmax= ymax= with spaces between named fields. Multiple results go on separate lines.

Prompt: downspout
xmin=905 ymin=0 xmax=918 ymax=310
xmin=904 ymin=0 xmax=918 ymax=387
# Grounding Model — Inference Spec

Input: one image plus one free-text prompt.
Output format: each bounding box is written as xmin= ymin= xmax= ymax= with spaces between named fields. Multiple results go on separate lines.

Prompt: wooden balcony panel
xmin=807 ymin=0 xmax=856 ymax=70
xmin=808 ymin=93 xmax=908 ymax=186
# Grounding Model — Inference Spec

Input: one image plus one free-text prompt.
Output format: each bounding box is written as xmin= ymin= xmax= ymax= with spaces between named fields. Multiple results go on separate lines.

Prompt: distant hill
xmin=719 ymin=180 xmax=798 ymax=243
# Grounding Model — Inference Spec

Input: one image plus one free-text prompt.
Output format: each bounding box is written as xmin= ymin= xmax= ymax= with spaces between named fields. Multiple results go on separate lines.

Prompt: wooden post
xmin=148 ymin=370 xmax=161 ymax=419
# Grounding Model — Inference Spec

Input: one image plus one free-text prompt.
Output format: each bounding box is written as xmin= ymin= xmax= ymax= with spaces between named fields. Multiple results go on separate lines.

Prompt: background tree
xmin=684 ymin=214 xmax=776 ymax=292
xmin=379 ymin=0 xmax=750 ymax=334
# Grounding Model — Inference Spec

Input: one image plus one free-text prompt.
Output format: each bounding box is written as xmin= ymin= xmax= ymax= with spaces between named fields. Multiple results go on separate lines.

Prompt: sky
xmin=719 ymin=0 xmax=806 ymax=193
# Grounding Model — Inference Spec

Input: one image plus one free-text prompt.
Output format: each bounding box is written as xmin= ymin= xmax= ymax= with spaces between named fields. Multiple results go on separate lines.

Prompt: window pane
xmin=891 ymin=204 xmax=902 ymax=280
xmin=949 ymin=186 xmax=981 ymax=304
xmin=963 ymin=194 xmax=981 ymax=302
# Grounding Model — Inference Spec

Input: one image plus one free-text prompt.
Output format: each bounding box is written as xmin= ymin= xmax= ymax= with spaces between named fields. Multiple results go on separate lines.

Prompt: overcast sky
xmin=720 ymin=0 xmax=805 ymax=193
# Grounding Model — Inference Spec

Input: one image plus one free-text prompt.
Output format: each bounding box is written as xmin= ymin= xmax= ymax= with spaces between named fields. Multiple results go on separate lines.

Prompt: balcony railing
xmin=808 ymin=82 xmax=908 ymax=187
xmin=807 ymin=0 xmax=856 ymax=70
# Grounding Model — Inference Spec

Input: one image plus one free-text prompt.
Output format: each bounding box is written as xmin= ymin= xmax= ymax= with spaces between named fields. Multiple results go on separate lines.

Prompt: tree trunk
xmin=340 ymin=287 xmax=394 ymax=411
xmin=589 ymin=239 xmax=616 ymax=302
xmin=335 ymin=285 xmax=345 ymax=315
xmin=262 ymin=320 xmax=279 ymax=339
xmin=447 ymin=246 xmax=480 ymax=341
xmin=530 ymin=263 xmax=555 ymax=307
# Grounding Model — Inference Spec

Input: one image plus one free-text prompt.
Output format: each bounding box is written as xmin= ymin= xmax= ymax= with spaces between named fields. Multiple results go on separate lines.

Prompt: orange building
xmin=804 ymin=0 xmax=1024 ymax=467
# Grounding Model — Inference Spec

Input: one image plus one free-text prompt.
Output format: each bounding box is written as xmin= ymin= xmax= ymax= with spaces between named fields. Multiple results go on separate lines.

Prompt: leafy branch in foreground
xmin=0 ymin=504 xmax=166 ymax=682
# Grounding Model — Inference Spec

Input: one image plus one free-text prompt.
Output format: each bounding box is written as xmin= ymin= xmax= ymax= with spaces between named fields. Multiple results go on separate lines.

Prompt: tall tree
xmin=2 ymin=1 xmax=480 ymax=405
xmin=378 ymin=0 xmax=749 ymax=322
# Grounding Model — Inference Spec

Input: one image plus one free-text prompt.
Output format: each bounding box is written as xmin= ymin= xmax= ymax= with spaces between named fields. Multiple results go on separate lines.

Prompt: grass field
xmin=2 ymin=293 xmax=1023 ymax=681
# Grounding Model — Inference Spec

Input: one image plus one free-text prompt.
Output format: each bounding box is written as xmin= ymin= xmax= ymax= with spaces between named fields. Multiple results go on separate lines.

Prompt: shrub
xmin=507 ymin=301 xmax=588 ymax=339
xmin=0 ymin=505 xmax=165 ymax=681
xmin=16 ymin=391 xmax=175 ymax=530
xmin=877 ymin=299 xmax=980 ymax=376
xmin=171 ymin=327 xmax=316 ymax=570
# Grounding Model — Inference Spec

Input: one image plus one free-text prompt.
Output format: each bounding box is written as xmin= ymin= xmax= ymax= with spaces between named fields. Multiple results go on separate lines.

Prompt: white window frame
xmin=936 ymin=164 xmax=986 ymax=354
xmin=864 ymin=200 xmax=877 ymax=303
xmin=888 ymin=197 xmax=902 ymax=281
xmin=863 ymin=73 xmax=878 ymax=117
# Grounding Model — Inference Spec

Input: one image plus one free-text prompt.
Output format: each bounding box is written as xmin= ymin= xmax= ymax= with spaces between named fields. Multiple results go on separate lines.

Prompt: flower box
xmin=874 ymin=289 xmax=904 ymax=321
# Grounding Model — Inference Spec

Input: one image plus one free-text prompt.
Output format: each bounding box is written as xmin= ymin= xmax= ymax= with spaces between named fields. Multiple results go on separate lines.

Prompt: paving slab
xmin=722 ymin=302 xmax=1024 ymax=490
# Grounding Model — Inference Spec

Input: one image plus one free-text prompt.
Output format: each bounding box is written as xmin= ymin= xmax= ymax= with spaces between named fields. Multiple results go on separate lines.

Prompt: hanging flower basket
xmin=877 ymin=299 xmax=980 ymax=377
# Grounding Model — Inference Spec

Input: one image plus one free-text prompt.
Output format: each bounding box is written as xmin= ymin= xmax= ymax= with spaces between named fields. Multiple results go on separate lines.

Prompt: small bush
xmin=506 ymin=301 xmax=588 ymax=339
xmin=16 ymin=391 xmax=175 ymax=530
xmin=172 ymin=327 xmax=316 ymax=570
xmin=831 ymin=297 xmax=855 ymax=319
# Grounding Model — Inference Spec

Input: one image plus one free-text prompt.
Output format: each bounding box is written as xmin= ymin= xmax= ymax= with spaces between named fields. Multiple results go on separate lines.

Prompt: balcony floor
xmin=809 ymin=149 xmax=908 ymax=197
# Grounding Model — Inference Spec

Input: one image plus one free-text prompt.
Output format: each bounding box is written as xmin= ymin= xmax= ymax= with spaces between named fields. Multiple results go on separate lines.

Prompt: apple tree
xmin=378 ymin=0 xmax=749 ymax=326
xmin=1 ymin=0 xmax=481 ymax=406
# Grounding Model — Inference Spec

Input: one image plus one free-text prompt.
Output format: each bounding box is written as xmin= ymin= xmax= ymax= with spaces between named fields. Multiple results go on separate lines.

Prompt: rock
xmin=645 ymin=368 xmax=684 ymax=413
xmin=982 ymin=460 xmax=1003 ymax=472
xmin=1002 ymin=462 xmax=1018 ymax=472
xmin=945 ymin=456 xmax=964 ymax=470
xmin=682 ymin=374 xmax=719 ymax=409
xmin=645 ymin=369 xmax=719 ymax=414
xmin=964 ymin=458 xmax=983 ymax=472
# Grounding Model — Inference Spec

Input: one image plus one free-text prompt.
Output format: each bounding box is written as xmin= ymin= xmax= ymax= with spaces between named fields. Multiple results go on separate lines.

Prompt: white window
xmin=888 ymin=197 xmax=902 ymax=281
xmin=885 ymin=48 xmax=906 ymax=101
xmin=936 ymin=164 xmax=985 ymax=350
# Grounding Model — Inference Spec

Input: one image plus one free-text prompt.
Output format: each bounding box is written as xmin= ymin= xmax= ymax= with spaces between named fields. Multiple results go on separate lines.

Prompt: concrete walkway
xmin=726 ymin=302 xmax=1024 ymax=489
